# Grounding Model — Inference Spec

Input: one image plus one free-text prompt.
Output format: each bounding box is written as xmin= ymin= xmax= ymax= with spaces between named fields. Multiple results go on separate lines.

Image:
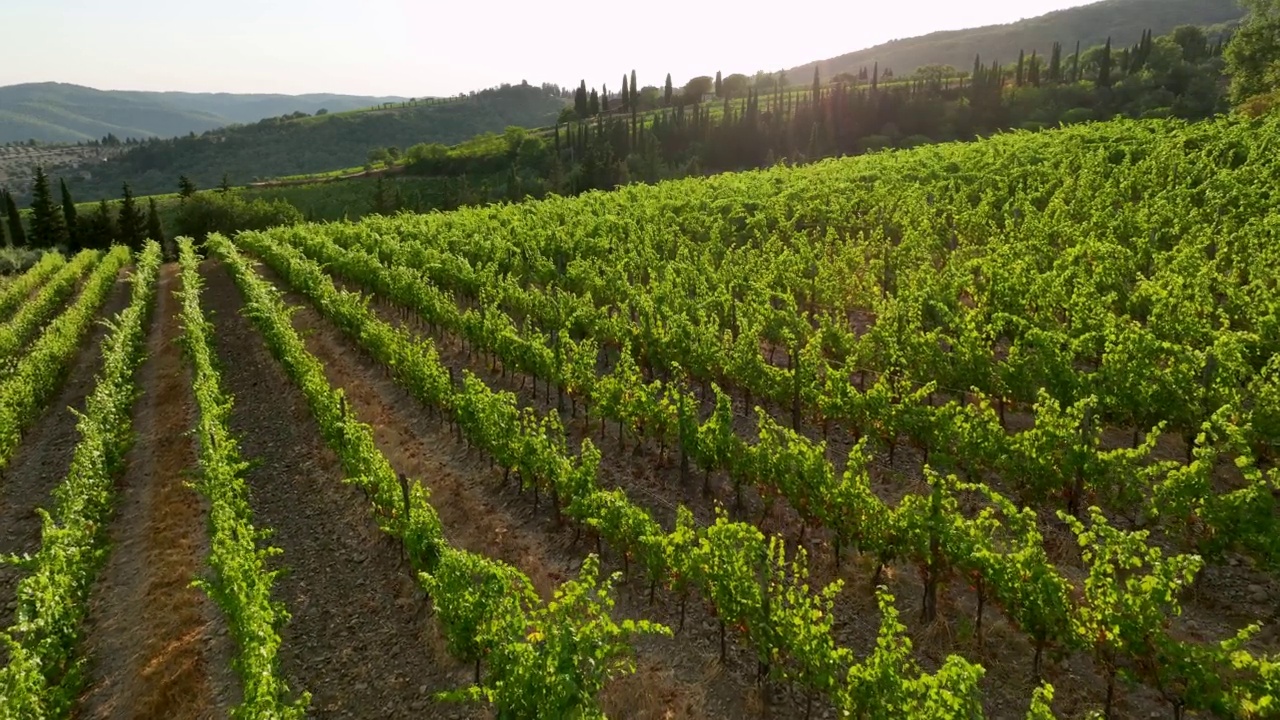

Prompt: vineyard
xmin=0 ymin=110 xmax=1278 ymax=719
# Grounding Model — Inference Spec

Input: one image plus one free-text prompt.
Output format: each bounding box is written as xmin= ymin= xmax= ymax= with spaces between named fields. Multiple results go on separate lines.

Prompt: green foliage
xmin=116 ymin=182 xmax=145 ymax=251
xmin=209 ymin=234 xmax=662 ymax=719
xmin=59 ymin=179 xmax=78 ymax=251
xmin=1227 ymin=0 xmax=1280 ymax=104
xmin=28 ymin=166 xmax=68 ymax=249
xmin=176 ymin=238 xmax=310 ymax=718
xmin=79 ymin=200 xmax=116 ymax=250
xmin=0 ymin=252 xmax=63 ymax=317
xmin=64 ymin=84 xmax=567 ymax=201
xmin=453 ymin=555 xmax=669 ymax=719
xmin=0 ymin=249 xmax=98 ymax=377
xmin=2 ymin=191 xmax=23 ymax=247
xmin=173 ymin=190 xmax=303 ymax=242
xmin=0 ymin=243 xmax=156 ymax=717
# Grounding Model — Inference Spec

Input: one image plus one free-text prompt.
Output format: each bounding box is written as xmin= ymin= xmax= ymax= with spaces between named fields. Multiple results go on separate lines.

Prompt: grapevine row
xmin=175 ymin=238 xmax=310 ymax=719
xmin=262 ymin=225 xmax=1280 ymax=717
xmin=0 ymin=250 xmax=100 ymax=376
xmin=230 ymin=230 xmax=1018 ymax=718
xmin=0 ymin=242 xmax=161 ymax=717
xmin=0 ymin=246 xmax=130 ymax=471
xmin=304 ymin=223 xmax=1280 ymax=568
xmin=206 ymin=234 xmax=668 ymax=719
xmin=0 ymin=253 xmax=64 ymax=324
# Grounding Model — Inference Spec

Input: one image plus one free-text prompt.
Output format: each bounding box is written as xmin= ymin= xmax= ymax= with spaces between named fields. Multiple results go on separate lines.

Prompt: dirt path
xmin=253 ymin=262 xmax=746 ymax=720
xmin=76 ymin=264 xmax=235 ymax=720
xmin=0 ymin=273 xmax=131 ymax=648
xmin=200 ymin=261 xmax=472 ymax=719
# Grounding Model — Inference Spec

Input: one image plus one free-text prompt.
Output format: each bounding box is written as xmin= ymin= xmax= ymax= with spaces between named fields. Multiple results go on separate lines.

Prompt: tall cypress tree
xmin=575 ymin=80 xmax=588 ymax=118
xmin=1072 ymin=40 xmax=1082 ymax=82
xmin=630 ymin=70 xmax=638 ymax=109
xmin=1098 ymin=37 xmax=1113 ymax=88
xmin=812 ymin=67 xmax=821 ymax=101
xmin=3 ymin=191 xmax=25 ymax=247
xmin=715 ymin=71 xmax=723 ymax=98
xmin=0 ymin=203 xmax=7 ymax=247
xmin=84 ymin=200 xmax=115 ymax=250
xmin=663 ymin=74 xmax=673 ymax=107
xmin=117 ymin=182 xmax=145 ymax=251
xmin=621 ymin=75 xmax=629 ymax=111
xmin=1049 ymin=42 xmax=1063 ymax=83
xmin=29 ymin=167 xmax=67 ymax=249
xmin=1016 ymin=50 xmax=1026 ymax=86
xmin=1029 ymin=51 xmax=1041 ymax=87
xmin=59 ymin=178 xmax=79 ymax=251
xmin=589 ymin=89 xmax=600 ymax=116
xmin=146 ymin=198 xmax=164 ymax=244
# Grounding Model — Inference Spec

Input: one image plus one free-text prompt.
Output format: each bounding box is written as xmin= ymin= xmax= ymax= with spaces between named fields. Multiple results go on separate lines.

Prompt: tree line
xmin=1 ymin=169 xmax=162 ymax=253
xmin=399 ymin=24 xmax=1233 ymax=209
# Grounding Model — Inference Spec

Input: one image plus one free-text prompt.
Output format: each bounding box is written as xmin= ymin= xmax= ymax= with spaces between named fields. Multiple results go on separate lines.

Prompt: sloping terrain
xmin=788 ymin=0 xmax=1243 ymax=79
xmin=63 ymin=83 xmax=566 ymax=201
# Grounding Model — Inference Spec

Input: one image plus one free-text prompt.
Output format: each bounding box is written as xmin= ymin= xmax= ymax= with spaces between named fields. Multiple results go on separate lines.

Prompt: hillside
xmin=64 ymin=83 xmax=567 ymax=202
xmin=0 ymin=83 xmax=406 ymax=143
xmin=788 ymin=0 xmax=1243 ymax=80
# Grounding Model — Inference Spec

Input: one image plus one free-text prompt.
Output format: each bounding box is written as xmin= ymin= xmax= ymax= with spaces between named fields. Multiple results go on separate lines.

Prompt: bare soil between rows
xmin=200 ymin=261 xmax=472 ymax=719
xmin=0 ymin=271 xmax=131 ymax=662
xmin=254 ymin=261 xmax=735 ymax=720
xmin=314 ymin=264 xmax=1253 ymax=719
xmin=76 ymin=263 xmax=235 ymax=720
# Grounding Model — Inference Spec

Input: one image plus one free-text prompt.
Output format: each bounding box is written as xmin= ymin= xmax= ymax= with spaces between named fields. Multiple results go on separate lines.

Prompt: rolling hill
xmin=63 ymin=83 xmax=567 ymax=202
xmin=0 ymin=83 xmax=407 ymax=143
xmin=787 ymin=0 xmax=1244 ymax=81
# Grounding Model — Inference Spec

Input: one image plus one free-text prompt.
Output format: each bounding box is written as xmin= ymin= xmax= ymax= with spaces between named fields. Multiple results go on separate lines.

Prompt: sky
xmin=2 ymin=0 xmax=1098 ymax=97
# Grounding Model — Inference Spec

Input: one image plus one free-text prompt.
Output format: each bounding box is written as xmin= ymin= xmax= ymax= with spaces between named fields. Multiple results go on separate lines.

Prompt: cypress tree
xmin=575 ymin=81 xmax=588 ymax=118
xmin=60 ymin=178 xmax=81 ymax=251
xmin=1072 ymin=40 xmax=1082 ymax=82
xmin=3 ymin=191 xmax=25 ymax=247
xmin=29 ymin=167 xmax=67 ymax=249
xmin=589 ymin=89 xmax=600 ymax=116
xmin=146 ymin=198 xmax=164 ymax=244
xmin=117 ymin=182 xmax=145 ymax=252
xmin=85 ymin=200 xmax=115 ymax=250
xmin=0 ymin=202 xmax=7 ymax=247
xmin=715 ymin=71 xmax=723 ymax=98
xmin=1016 ymin=50 xmax=1026 ymax=86
xmin=664 ymin=74 xmax=673 ymax=107
xmin=1049 ymin=42 xmax=1062 ymax=82
xmin=178 ymin=174 xmax=197 ymax=198
xmin=872 ymin=62 xmax=879 ymax=91
xmin=1098 ymin=37 xmax=1113 ymax=88
xmin=621 ymin=75 xmax=629 ymax=111
xmin=630 ymin=70 xmax=638 ymax=109
xmin=1029 ymin=51 xmax=1041 ymax=87
xmin=602 ymin=85 xmax=610 ymax=113
xmin=812 ymin=67 xmax=821 ymax=102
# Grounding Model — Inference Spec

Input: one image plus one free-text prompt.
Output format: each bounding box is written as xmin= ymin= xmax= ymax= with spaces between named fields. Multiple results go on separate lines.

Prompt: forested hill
xmin=788 ymin=0 xmax=1243 ymax=80
xmin=0 ymin=83 xmax=407 ymax=143
xmin=68 ymin=83 xmax=567 ymax=202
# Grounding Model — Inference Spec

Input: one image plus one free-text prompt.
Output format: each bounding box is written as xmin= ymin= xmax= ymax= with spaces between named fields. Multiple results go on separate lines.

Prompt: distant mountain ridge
xmin=0 ymin=82 xmax=408 ymax=143
xmin=787 ymin=0 xmax=1244 ymax=81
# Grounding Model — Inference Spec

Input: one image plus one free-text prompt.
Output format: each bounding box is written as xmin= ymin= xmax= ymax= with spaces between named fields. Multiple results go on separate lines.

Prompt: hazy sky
xmin=4 ymin=0 xmax=1097 ymax=96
